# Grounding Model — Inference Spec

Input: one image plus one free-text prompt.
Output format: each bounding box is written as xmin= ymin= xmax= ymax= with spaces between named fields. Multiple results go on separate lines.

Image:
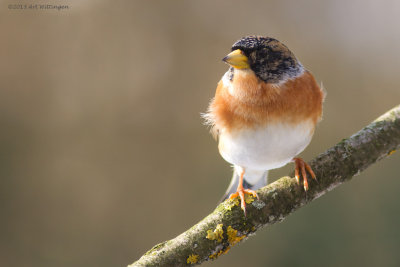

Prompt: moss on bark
xmin=129 ymin=105 xmax=400 ymax=267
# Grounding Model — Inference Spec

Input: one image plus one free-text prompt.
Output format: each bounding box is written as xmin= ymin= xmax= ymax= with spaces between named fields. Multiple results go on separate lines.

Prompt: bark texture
xmin=129 ymin=105 xmax=400 ymax=267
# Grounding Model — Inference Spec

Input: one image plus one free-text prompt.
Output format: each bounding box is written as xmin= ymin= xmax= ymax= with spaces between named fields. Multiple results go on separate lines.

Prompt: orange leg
xmin=229 ymin=169 xmax=259 ymax=215
xmin=293 ymin=158 xmax=317 ymax=191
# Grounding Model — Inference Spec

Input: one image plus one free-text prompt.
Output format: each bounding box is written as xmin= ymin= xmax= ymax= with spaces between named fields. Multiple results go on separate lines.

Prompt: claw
xmin=293 ymin=158 xmax=316 ymax=191
xmin=229 ymin=188 xmax=258 ymax=216
xmin=304 ymin=161 xmax=317 ymax=181
xmin=228 ymin=169 xmax=258 ymax=216
xmin=294 ymin=164 xmax=300 ymax=185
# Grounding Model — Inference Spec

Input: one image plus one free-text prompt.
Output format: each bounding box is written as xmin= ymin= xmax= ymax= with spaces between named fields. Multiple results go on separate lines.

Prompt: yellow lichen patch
xmin=223 ymin=195 xmax=254 ymax=210
xmin=227 ymin=226 xmax=246 ymax=246
xmin=223 ymin=198 xmax=239 ymax=210
xmin=209 ymin=250 xmax=222 ymax=260
xmin=209 ymin=252 xmax=218 ymax=260
xmin=244 ymin=194 xmax=255 ymax=204
xmin=209 ymin=247 xmax=231 ymax=260
xmin=388 ymin=150 xmax=396 ymax=156
xmin=186 ymin=254 xmax=199 ymax=264
xmin=206 ymin=224 xmax=224 ymax=242
xmin=222 ymin=246 xmax=231 ymax=254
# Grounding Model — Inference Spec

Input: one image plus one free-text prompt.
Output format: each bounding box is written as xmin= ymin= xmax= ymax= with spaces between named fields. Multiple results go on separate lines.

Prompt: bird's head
xmin=223 ymin=36 xmax=303 ymax=84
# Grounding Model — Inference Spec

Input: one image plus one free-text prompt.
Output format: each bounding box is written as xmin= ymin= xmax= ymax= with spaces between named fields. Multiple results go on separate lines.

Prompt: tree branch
xmin=128 ymin=105 xmax=400 ymax=267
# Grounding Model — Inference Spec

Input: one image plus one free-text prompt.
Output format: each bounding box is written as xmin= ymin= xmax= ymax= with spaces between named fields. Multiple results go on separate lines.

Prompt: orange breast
xmin=207 ymin=70 xmax=324 ymax=134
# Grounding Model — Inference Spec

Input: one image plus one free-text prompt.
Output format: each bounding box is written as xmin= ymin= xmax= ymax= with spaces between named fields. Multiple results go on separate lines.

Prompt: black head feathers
xmin=231 ymin=36 xmax=303 ymax=83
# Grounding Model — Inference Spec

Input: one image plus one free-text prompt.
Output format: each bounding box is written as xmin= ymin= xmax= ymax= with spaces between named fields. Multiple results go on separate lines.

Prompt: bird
xmin=203 ymin=36 xmax=324 ymax=215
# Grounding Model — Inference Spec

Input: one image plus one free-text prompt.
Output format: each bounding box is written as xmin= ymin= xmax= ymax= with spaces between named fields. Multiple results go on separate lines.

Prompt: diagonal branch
xmin=128 ymin=105 xmax=400 ymax=267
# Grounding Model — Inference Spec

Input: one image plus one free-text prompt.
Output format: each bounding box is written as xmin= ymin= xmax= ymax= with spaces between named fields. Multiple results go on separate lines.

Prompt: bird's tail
xmin=220 ymin=168 xmax=269 ymax=202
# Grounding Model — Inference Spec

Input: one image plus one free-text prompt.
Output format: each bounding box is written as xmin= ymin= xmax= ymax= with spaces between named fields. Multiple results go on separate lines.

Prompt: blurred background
xmin=1 ymin=0 xmax=400 ymax=266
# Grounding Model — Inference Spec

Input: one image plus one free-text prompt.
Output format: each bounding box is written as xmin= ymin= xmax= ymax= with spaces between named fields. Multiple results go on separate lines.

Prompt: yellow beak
xmin=222 ymin=49 xmax=250 ymax=69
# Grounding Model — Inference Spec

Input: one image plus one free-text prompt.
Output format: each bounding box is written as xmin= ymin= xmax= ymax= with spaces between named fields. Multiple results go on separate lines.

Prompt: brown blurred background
xmin=1 ymin=0 xmax=400 ymax=266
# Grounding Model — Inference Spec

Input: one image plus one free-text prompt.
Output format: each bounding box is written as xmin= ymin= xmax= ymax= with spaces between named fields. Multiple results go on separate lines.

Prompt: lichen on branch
xmin=128 ymin=105 xmax=400 ymax=267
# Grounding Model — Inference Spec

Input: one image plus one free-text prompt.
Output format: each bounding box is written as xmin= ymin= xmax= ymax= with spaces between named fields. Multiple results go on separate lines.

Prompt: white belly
xmin=218 ymin=120 xmax=314 ymax=171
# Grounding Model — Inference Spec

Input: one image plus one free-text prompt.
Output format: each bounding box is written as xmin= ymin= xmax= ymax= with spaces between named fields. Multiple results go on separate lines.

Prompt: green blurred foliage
xmin=1 ymin=1 xmax=400 ymax=266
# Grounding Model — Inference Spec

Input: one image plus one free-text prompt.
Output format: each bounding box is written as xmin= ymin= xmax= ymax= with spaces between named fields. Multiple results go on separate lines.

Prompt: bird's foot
xmin=293 ymin=157 xmax=317 ymax=191
xmin=229 ymin=188 xmax=258 ymax=215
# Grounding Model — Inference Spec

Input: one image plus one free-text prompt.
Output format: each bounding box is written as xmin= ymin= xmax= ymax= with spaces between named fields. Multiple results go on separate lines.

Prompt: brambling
xmin=204 ymin=36 xmax=324 ymax=215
